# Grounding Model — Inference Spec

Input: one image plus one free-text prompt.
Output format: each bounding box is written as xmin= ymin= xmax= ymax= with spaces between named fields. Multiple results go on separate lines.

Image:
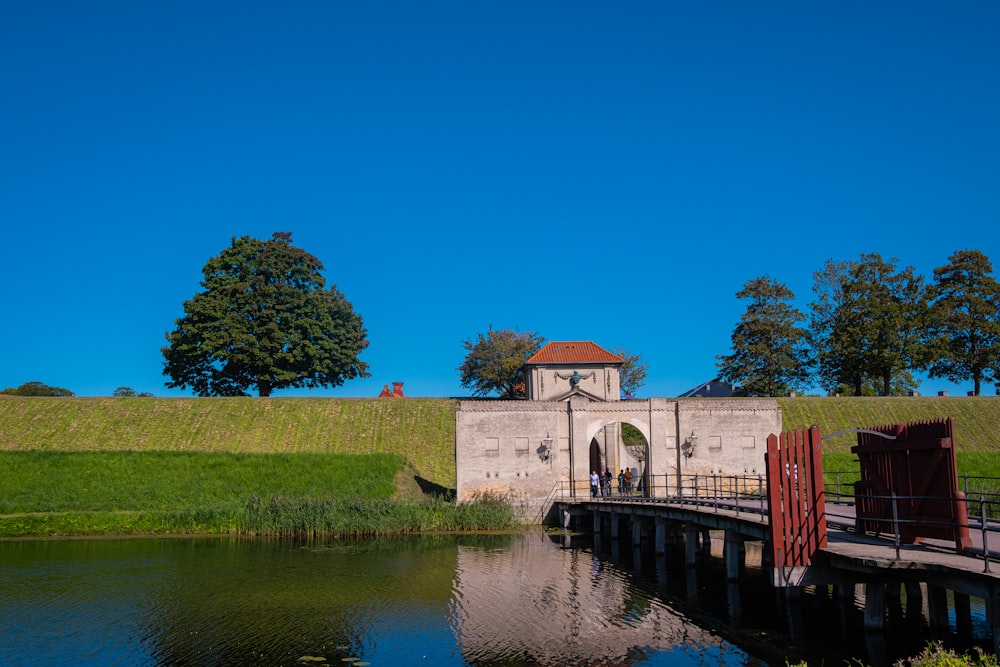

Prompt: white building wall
xmin=456 ymin=396 xmax=782 ymax=522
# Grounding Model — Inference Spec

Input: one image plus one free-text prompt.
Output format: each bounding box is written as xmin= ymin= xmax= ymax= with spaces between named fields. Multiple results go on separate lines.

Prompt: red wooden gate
xmin=766 ymin=426 xmax=828 ymax=579
xmin=852 ymin=418 xmax=971 ymax=550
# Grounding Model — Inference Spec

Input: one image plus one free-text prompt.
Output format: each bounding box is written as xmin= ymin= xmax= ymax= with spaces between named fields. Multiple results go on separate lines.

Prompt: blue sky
xmin=2 ymin=2 xmax=998 ymax=399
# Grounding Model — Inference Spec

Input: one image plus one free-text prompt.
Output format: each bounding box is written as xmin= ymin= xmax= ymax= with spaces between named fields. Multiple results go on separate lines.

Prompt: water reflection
xmin=11 ymin=530 xmax=988 ymax=666
xmin=0 ymin=534 xmax=775 ymax=667
xmin=451 ymin=533 xmax=755 ymax=666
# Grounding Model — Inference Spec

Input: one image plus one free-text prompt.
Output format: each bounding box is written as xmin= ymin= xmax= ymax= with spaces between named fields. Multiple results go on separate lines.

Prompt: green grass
xmin=0 ymin=451 xmax=402 ymax=513
xmin=2 ymin=395 xmax=999 ymax=537
xmin=0 ymin=451 xmax=408 ymax=537
xmin=0 ymin=450 xmax=516 ymax=537
xmin=778 ymin=396 xmax=1000 ymax=455
xmin=0 ymin=397 xmax=458 ymax=489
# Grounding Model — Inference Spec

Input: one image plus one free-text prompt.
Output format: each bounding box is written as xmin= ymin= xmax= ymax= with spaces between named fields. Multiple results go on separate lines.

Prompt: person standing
xmin=590 ymin=470 xmax=600 ymax=498
xmin=624 ymin=468 xmax=633 ymax=494
xmin=618 ymin=469 xmax=625 ymax=494
xmin=603 ymin=470 xmax=612 ymax=496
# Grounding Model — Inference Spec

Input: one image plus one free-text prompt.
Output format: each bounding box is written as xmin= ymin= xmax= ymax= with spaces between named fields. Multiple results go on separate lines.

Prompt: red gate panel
xmin=766 ymin=426 xmax=828 ymax=570
xmin=852 ymin=418 xmax=971 ymax=551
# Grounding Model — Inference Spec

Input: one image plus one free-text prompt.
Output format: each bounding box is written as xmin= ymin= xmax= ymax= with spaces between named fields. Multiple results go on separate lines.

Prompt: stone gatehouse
xmin=455 ymin=341 xmax=782 ymax=521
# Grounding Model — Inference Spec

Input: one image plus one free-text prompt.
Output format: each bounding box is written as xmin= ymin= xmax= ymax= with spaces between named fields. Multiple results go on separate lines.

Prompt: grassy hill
xmin=0 ymin=397 xmax=459 ymax=490
xmin=777 ymin=396 xmax=1000 ymax=454
xmin=1 ymin=395 xmax=998 ymax=537
xmin=1 ymin=395 xmax=998 ymax=488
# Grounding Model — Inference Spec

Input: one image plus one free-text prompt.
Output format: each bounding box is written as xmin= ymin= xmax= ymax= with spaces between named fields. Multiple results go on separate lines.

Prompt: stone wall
xmin=456 ymin=396 xmax=782 ymax=522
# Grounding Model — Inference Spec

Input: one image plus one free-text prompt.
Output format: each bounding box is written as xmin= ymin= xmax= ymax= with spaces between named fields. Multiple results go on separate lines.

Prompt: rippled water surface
xmin=0 ymin=533 xmax=781 ymax=666
xmin=3 ymin=531 xmax=980 ymax=666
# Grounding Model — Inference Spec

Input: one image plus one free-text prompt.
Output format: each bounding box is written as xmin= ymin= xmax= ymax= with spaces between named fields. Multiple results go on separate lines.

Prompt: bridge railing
xmin=556 ymin=472 xmax=1000 ymax=568
xmin=824 ymin=471 xmax=1000 ymax=521
xmin=555 ymin=472 xmax=769 ymax=518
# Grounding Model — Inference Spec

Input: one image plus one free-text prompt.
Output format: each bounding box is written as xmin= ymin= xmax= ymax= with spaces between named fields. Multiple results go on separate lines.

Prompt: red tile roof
xmin=526 ymin=341 xmax=624 ymax=365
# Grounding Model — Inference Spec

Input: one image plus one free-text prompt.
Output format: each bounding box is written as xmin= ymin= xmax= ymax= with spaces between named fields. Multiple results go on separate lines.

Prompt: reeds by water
xmin=240 ymin=492 xmax=518 ymax=538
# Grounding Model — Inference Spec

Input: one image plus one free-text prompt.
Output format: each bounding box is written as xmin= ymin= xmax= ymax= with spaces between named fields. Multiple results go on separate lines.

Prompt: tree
xmin=809 ymin=254 xmax=926 ymax=396
xmin=716 ymin=276 xmax=812 ymax=397
xmin=162 ymin=232 xmax=370 ymax=397
xmin=609 ymin=347 xmax=648 ymax=398
xmin=1 ymin=381 xmax=74 ymax=396
xmin=458 ymin=327 xmax=544 ymax=398
xmin=113 ymin=386 xmax=153 ymax=397
xmin=924 ymin=250 xmax=1000 ymax=395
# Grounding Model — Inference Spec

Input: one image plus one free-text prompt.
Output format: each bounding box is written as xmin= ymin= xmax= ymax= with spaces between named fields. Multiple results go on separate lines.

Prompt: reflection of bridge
xmin=555 ymin=419 xmax=1000 ymax=661
xmin=450 ymin=534 xmax=748 ymax=666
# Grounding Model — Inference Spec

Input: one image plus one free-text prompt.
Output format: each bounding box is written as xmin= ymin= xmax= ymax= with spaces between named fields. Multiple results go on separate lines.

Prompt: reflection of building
xmin=450 ymin=533 xmax=735 ymax=665
xmin=455 ymin=341 xmax=781 ymax=520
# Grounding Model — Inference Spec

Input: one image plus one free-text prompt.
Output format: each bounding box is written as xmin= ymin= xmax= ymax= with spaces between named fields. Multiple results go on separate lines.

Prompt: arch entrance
xmin=588 ymin=440 xmax=604 ymax=477
xmin=621 ymin=422 xmax=650 ymax=494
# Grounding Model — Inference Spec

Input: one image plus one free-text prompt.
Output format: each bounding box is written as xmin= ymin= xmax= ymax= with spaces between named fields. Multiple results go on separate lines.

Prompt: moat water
xmin=0 ymin=532 xmax=990 ymax=666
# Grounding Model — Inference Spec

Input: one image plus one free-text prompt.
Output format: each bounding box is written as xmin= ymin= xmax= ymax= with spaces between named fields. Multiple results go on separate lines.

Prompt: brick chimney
xmin=392 ymin=382 xmax=405 ymax=397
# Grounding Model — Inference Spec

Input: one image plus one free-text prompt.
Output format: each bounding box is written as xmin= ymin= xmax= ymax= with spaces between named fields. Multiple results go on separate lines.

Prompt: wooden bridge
xmin=554 ymin=419 xmax=1000 ymax=660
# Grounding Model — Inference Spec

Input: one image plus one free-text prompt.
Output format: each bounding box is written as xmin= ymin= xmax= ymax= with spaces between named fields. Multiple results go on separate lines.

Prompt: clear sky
xmin=2 ymin=2 xmax=998 ymax=399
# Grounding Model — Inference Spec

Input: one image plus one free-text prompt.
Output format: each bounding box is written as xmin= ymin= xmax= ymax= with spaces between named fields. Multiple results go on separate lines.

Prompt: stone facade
xmin=456 ymin=394 xmax=782 ymax=522
xmin=525 ymin=361 xmax=621 ymax=402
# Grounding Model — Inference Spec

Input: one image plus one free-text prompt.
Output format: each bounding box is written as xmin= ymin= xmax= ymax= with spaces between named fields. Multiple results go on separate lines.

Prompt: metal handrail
xmin=555 ymin=471 xmax=1000 ymax=571
xmin=555 ymin=472 xmax=770 ymax=519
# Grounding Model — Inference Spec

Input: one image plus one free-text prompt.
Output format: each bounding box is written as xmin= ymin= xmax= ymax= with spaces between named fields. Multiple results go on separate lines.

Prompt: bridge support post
xmin=988 ymin=588 xmax=1000 ymax=657
xmin=864 ymin=582 xmax=886 ymax=634
xmin=724 ymin=530 xmax=743 ymax=582
xmin=685 ymin=523 xmax=699 ymax=568
xmin=632 ymin=517 xmax=642 ymax=547
xmin=886 ymin=581 xmax=903 ymax=623
xmin=655 ymin=518 xmax=667 ymax=556
xmin=904 ymin=581 xmax=923 ymax=630
xmin=785 ymin=586 xmax=805 ymax=646
xmin=593 ymin=509 xmax=602 ymax=535
xmin=610 ymin=511 xmax=619 ymax=541
xmin=835 ymin=583 xmax=856 ymax=635
xmin=955 ymin=591 xmax=972 ymax=640
xmin=927 ymin=584 xmax=949 ymax=633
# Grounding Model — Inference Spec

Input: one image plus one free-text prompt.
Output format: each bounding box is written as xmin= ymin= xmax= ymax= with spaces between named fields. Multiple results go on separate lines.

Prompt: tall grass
xmin=240 ymin=492 xmax=517 ymax=538
xmin=0 ymin=451 xmax=414 ymax=537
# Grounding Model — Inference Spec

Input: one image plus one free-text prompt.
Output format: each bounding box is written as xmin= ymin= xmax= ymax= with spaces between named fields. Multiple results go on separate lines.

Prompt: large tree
xmin=457 ymin=327 xmax=544 ymax=398
xmin=716 ymin=276 xmax=812 ymax=396
xmin=924 ymin=249 xmax=1000 ymax=395
xmin=809 ymin=254 xmax=926 ymax=396
xmin=609 ymin=347 xmax=648 ymax=398
xmin=162 ymin=232 xmax=369 ymax=397
xmin=1 ymin=381 xmax=74 ymax=396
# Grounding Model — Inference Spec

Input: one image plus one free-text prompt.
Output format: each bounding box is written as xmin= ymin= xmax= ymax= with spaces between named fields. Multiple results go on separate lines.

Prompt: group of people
xmin=589 ymin=468 xmax=633 ymax=497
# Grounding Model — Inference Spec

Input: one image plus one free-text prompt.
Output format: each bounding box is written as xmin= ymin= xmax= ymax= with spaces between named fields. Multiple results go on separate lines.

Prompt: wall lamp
xmin=682 ymin=432 xmax=698 ymax=458
xmin=538 ymin=433 xmax=554 ymax=462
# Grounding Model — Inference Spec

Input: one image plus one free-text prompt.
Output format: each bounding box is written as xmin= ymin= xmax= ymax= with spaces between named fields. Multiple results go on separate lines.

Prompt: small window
xmin=708 ymin=435 xmax=722 ymax=451
xmin=741 ymin=435 xmax=756 ymax=449
xmin=485 ymin=437 xmax=500 ymax=457
xmin=514 ymin=436 xmax=529 ymax=455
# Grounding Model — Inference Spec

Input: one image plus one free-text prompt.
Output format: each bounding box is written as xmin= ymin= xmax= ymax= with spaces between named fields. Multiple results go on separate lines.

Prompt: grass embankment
xmin=778 ymin=396 xmax=1000 ymax=477
xmin=2 ymin=395 xmax=998 ymax=537
xmin=0 ymin=397 xmax=520 ymax=538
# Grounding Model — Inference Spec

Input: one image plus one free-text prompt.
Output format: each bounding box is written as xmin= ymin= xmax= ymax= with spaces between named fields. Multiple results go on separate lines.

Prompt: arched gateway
xmin=455 ymin=341 xmax=782 ymax=522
